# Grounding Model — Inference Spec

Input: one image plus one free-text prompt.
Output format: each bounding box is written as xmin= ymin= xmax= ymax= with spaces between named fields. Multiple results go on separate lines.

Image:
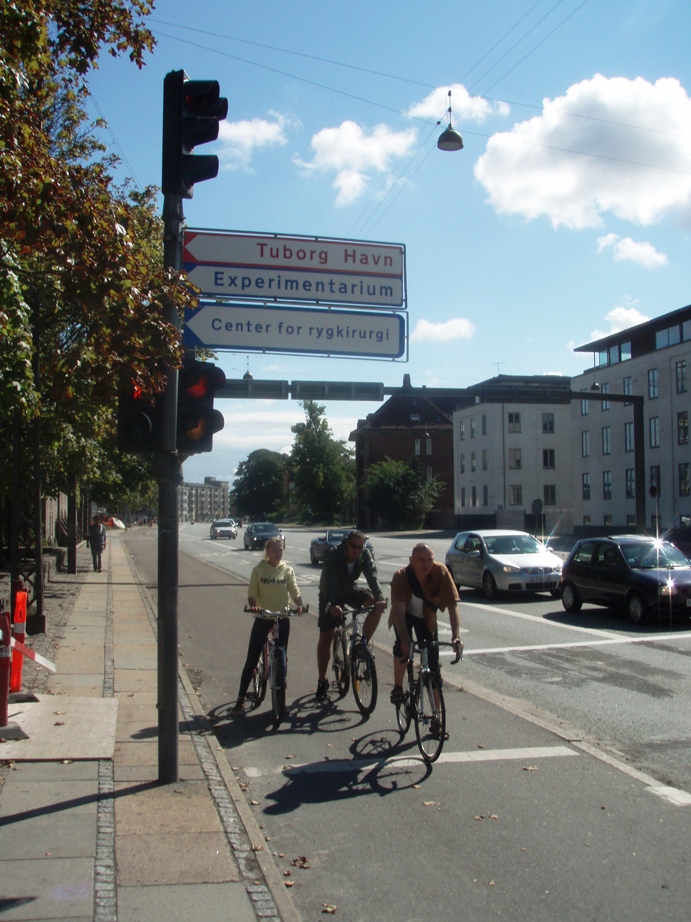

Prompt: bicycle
xmin=395 ymin=638 xmax=462 ymax=763
xmin=331 ymin=604 xmax=380 ymax=715
xmin=245 ymin=606 xmax=306 ymax=727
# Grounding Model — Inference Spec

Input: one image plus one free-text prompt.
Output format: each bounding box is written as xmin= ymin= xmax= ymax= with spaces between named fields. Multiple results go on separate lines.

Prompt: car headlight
xmin=502 ymin=565 xmax=521 ymax=574
xmin=659 ymin=580 xmax=677 ymax=596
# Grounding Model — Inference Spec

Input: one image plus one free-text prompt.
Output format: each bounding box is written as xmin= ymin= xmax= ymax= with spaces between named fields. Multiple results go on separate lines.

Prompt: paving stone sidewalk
xmin=0 ymin=534 xmax=298 ymax=922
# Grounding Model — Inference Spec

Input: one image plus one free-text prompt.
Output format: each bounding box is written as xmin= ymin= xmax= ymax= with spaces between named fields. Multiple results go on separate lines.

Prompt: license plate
xmin=687 ymin=599 xmax=691 ymax=607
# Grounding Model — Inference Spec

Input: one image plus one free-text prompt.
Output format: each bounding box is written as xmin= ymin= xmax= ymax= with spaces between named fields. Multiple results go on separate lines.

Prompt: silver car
xmin=210 ymin=519 xmax=237 ymax=540
xmin=445 ymin=529 xmax=563 ymax=599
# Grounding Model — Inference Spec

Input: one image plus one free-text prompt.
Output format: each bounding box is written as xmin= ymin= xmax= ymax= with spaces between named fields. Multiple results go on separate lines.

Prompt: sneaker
xmin=430 ymin=719 xmax=449 ymax=741
xmin=315 ymin=679 xmax=329 ymax=701
xmin=390 ymin=685 xmax=404 ymax=705
xmin=230 ymin=699 xmax=245 ymax=716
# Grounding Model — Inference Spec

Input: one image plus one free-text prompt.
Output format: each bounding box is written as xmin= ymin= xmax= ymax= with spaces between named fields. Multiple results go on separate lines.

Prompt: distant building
xmin=180 ymin=476 xmax=229 ymax=522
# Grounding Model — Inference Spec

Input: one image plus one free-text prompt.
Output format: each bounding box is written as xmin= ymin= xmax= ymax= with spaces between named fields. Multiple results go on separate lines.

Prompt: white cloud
xmin=588 ymin=304 xmax=650 ymax=341
xmin=295 ymin=120 xmax=417 ymax=206
xmin=410 ymin=318 xmax=476 ymax=342
xmin=597 ymin=233 xmax=668 ymax=268
xmin=474 ymin=75 xmax=691 ymax=229
xmin=218 ymin=113 xmax=290 ymax=169
xmin=406 ymin=84 xmax=509 ymax=122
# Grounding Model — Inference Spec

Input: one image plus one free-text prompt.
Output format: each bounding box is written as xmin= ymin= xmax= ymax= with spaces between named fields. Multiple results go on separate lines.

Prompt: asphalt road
xmin=122 ymin=523 xmax=691 ymax=922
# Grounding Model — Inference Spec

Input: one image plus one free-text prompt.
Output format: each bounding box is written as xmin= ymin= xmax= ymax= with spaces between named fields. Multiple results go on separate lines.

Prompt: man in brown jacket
xmin=389 ymin=543 xmax=462 ymax=717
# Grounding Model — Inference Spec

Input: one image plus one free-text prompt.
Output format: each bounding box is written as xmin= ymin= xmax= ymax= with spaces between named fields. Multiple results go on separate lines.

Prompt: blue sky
xmin=86 ymin=0 xmax=691 ymax=486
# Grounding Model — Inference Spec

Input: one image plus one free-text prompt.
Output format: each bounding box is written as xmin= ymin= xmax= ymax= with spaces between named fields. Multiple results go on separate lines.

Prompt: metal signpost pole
xmin=157 ymin=192 xmax=183 ymax=785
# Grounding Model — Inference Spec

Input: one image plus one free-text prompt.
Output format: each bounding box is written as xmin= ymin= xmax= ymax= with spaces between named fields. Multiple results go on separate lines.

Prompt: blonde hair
xmin=263 ymin=535 xmax=285 ymax=561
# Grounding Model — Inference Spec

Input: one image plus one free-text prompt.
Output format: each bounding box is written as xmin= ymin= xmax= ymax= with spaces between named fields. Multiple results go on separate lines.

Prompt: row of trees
xmin=233 ymin=402 xmax=443 ymax=529
xmin=1 ymin=1 xmax=194 ymax=536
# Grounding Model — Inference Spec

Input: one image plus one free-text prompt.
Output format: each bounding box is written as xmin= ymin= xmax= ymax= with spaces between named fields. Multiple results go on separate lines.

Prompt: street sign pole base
xmin=0 ymin=721 xmax=30 ymax=741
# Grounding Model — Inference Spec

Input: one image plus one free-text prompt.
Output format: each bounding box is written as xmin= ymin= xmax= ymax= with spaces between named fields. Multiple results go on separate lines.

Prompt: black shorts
xmin=392 ymin=613 xmax=440 ymax=675
xmin=318 ymin=588 xmax=373 ymax=631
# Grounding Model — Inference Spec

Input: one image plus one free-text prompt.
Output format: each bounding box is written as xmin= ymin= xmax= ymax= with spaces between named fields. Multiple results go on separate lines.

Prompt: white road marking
xmin=243 ymin=745 xmax=578 ymax=777
xmin=441 ymin=631 xmax=691 ymax=657
xmin=460 ymin=599 xmax=625 ymax=639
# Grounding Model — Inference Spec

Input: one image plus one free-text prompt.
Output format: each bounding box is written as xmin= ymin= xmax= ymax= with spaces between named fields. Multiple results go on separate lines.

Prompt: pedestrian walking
xmin=87 ymin=515 xmax=107 ymax=572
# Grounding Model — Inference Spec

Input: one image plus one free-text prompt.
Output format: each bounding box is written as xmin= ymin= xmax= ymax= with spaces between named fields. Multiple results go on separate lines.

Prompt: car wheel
xmin=561 ymin=582 xmax=582 ymax=612
xmin=627 ymin=591 xmax=649 ymax=625
xmin=310 ymin=549 xmax=318 ymax=565
xmin=482 ymin=571 xmax=497 ymax=600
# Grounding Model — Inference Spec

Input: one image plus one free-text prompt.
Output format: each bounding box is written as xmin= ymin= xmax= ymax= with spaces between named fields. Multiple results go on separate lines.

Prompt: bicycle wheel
xmin=414 ymin=671 xmax=446 ymax=763
xmin=251 ymin=645 xmax=269 ymax=706
xmin=352 ymin=641 xmax=377 ymax=715
xmin=271 ymin=650 xmax=286 ymax=727
xmin=332 ymin=629 xmax=350 ymax=697
xmin=395 ymin=666 xmax=413 ymax=735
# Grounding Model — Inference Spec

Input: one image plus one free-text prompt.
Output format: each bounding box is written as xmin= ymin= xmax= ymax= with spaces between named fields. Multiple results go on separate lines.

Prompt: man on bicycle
xmin=316 ymin=529 xmax=386 ymax=701
xmin=389 ymin=543 xmax=462 ymax=733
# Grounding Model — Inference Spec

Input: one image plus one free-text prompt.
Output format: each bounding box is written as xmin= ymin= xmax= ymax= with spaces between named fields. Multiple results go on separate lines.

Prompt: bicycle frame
xmin=331 ymin=605 xmax=379 ymax=715
xmin=245 ymin=606 xmax=304 ymax=726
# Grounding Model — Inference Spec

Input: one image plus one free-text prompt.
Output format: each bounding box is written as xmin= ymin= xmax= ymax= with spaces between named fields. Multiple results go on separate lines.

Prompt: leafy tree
xmin=290 ymin=401 xmax=354 ymax=524
xmin=0 ymin=2 xmax=191 ymax=526
xmin=363 ymin=457 xmax=444 ymax=530
xmin=233 ymin=450 xmax=288 ymax=520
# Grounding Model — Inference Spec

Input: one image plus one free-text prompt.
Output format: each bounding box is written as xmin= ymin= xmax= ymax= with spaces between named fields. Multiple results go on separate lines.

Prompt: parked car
xmin=210 ymin=519 xmax=237 ymax=540
xmin=243 ymin=522 xmax=285 ymax=550
xmin=309 ymin=528 xmax=375 ymax=565
xmin=663 ymin=525 xmax=691 ymax=560
xmin=544 ymin=535 xmax=578 ymax=561
xmin=560 ymin=534 xmax=691 ymax=624
xmin=445 ymin=529 xmax=563 ymax=599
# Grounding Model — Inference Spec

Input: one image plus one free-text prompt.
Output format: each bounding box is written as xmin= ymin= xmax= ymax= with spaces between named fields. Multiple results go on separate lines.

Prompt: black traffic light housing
xmin=176 ymin=359 xmax=226 ymax=454
xmin=162 ymin=69 xmax=228 ymax=198
xmin=117 ymin=385 xmax=157 ymax=456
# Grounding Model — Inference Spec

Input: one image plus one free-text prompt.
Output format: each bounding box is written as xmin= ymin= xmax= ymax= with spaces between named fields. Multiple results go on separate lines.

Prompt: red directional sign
xmin=183 ymin=229 xmax=406 ymax=309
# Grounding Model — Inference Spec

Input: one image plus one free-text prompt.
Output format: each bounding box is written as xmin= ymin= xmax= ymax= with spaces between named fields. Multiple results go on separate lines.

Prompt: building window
xmin=677 ymin=360 xmax=688 ymax=394
xmin=483 ymin=485 xmax=488 ymax=506
xmin=679 ymin=411 xmax=689 ymax=445
xmin=604 ymin=514 xmax=613 ymax=527
xmin=481 ymin=414 xmax=487 ymax=435
xmin=623 ymin=375 xmax=632 ymax=405
xmin=624 ymin=421 xmax=634 ymax=452
xmin=459 ymin=453 xmax=465 ymax=474
xmin=582 ymin=473 xmax=590 ymax=500
xmin=426 ymin=467 xmax=433 ymax=482
xmin=649 ymin=416 xmax=660 ymax=448
xmin=460 ymin=487 xmax=466 ymax=507
xmin=602 ymin=426 xmax=611 ymax=455
xmin=510 ymin=485 xmax=522 ymax=505
xmin=542 ymin=413 xmax=555 ymax=433
xmin=625 ymin=468 xmax=635 ymax=499
xmin=650 ymin=465 xmax=660 ymax=495
xmin=470 ymin=418 xmax=476 ymax=439
xmin=426 ymin=438 xmax=432 ymax=456
xmin=601 ymin=382 xmax=610 ymax=410
xmin=581 ymin=398 xmax=589 ymax=416
xmin=508 ymin=412 xmax=521 ymax=433
xmin=626 ymin=514 xmax=636 ymax=527
xmin=583 ymin=515 xmax=591 ymax=525
xmin=471 ymin=452 xmax=477 ymax=473
xmin=544 ymin=484 xmax=556 ymax=506
xmin=509 ymin=448 xmax=521 ymax=469
xmin=471 ymin=485 xmax=477 ymax=507
xmin=482 ymin=449 xmax=488 ymax=471
xmin=543 ymin=448 xmax=555 ymax=469
xmin=581 ymin=431 xmax=590 ymax=457
xmin=603 ymin=470 xmax=612 ymax=500
xmin=648 ymin=368 xmax=659 ymax=399
xmin=414 ymin=439 xmax=421 ymax=456
xmin=680 ymin=463 xmax=691 ymax=497
xmin=459 ymin=421 xmax=465 ymax=440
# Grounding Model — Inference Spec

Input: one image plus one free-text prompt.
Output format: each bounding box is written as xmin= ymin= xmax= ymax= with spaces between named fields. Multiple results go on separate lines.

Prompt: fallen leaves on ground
xmin=322 ymin=904 xmax=337 ymax=914
xmin=291 ymin=855 xmax=311 ymax=869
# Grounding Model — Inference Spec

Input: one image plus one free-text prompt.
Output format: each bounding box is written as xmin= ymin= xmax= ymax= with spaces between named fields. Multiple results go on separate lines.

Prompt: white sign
xmin=183 ymin=230 xmax=406 ymax=309
xmin=184 ymin=303 xmax=406 ymax=359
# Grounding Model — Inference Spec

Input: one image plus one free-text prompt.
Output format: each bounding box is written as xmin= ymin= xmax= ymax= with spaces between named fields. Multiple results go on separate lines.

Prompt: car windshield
xmin=484 ymin=534 xmax=542 ymax=555
xmin=215 ymin=521 xmax=232 ymax=527
xmin=328 ymin=530 xmax=349 ymax=541
xmin=254 ymin=524 xmax=278 ymax=534
xmin=622 ymin=541 xmax=691 ymax=569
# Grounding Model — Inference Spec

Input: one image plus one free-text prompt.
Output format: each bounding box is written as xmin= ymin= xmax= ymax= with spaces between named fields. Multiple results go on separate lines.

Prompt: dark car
xmin=309 ymin=528 xmax=374 ymax=565
xmin=664 ymin=525 xmax=691 ymax=560
xmin=243 ymin=522 xmax=285 ymax=550
xmin=560 ymin=534 xmax=691 ymax=624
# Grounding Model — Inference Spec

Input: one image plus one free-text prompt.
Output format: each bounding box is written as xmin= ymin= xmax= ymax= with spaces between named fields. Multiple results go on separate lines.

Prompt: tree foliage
xmin=0 ymin=1 xmax=192 ymax=511
xmin=363 ymin=457 xmax=444 ymax=530
xmin=233 ymin=450 xmax=288 ymax=520
xmin=290 ymin=401 xmax=354 ymax=524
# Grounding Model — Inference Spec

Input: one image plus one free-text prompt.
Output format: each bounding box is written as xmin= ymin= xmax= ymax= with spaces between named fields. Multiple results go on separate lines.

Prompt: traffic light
xmin=117 ymin=385 xmax=157 ymax=456
xmin=176 ymin=359 xmax=226 ymax=454
xmin=162 ymin=70 xmax=228 ymax=198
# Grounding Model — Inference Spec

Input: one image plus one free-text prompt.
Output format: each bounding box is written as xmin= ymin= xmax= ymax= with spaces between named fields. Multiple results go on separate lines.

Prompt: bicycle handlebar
xmin=404 ymin=638 xmax=463 ymax=665
xmin=244 ymin=605 xmax=308 ymax=618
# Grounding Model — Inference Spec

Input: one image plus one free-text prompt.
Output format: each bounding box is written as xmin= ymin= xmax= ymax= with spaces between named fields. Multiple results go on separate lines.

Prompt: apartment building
xmin=179 ymin=476 xmax=230 ymax=522
xmin=570 ymin=303 xmax=691 ymax=533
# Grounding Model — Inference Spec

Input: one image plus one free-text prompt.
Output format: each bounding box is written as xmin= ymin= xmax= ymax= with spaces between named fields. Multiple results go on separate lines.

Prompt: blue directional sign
xmin=184 ymin=302 xmax=407 ymax=359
